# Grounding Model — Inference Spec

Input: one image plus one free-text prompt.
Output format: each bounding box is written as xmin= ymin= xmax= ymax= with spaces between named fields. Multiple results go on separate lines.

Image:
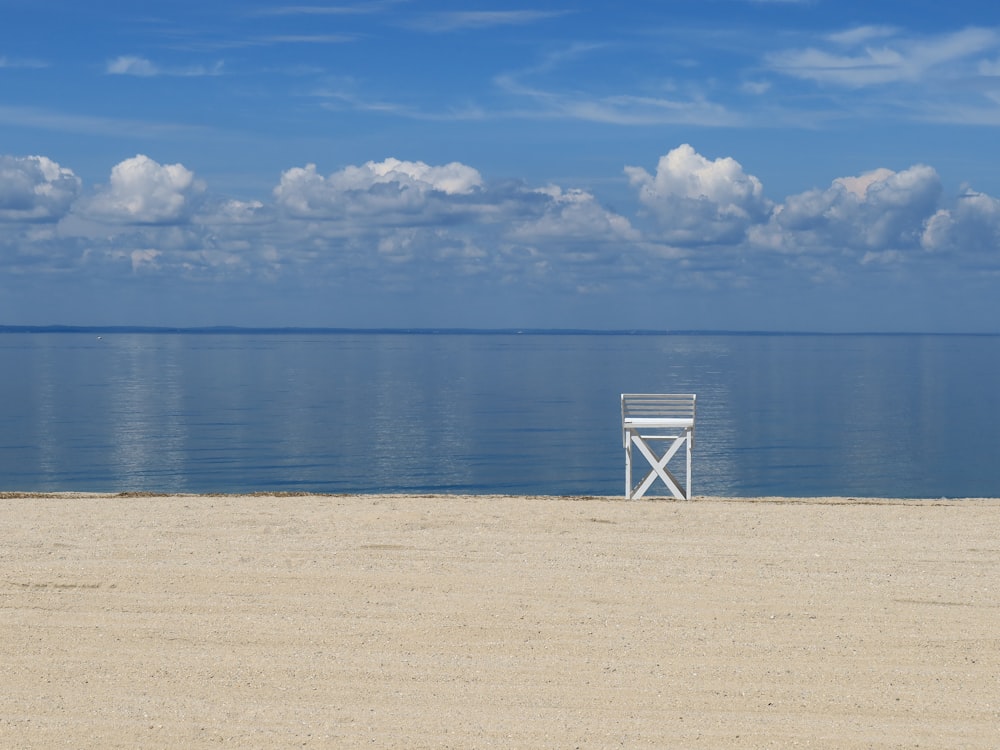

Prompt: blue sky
xmin=2 ymin=0 xmax=1000 ymax=331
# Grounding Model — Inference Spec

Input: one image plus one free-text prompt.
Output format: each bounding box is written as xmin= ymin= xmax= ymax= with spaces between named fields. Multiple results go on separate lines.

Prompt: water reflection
xmin=1 ymin=332 xmax=998 ymax=496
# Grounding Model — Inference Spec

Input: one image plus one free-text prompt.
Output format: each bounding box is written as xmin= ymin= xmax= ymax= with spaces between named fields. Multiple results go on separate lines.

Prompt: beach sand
xmin=2 ymin=493 xmax=998 ymax=748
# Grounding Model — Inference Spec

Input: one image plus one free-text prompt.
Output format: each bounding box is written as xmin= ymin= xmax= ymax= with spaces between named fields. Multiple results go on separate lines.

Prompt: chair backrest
xmin=622 ymin=393 xmax=697 ymax=432
xmin=621 ymin=393 xmax=696 ymax=424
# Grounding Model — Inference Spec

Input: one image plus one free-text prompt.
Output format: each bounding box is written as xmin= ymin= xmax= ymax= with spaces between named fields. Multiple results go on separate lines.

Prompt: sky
xmin=2 ymin=0 xmax=1000 ymax=332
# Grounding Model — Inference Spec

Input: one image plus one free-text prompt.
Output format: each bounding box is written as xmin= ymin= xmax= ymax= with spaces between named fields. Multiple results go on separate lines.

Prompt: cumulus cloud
xmin=83 ymin=155 xmax=205 ymax=224
xmin=4 ymin=147 xmax=1000 ymax=297
xmin=512 ymin=185 xmax=638 ymax=243
xmin=273 ymin=158 xmax=483 ymax=220
xmin=752 ymin=165 xmax=942 ymax=257
xmin=922 ymin=189 xmax=1000 ymax=255
xmin=625 ymin=144 xmax=771 ymax=245
xmin=201 ymin=198 xmax=268 ymax=225
xmin=269 ymin=159 xmax=645 ymax=275
xmin=130 ymin=248 xmax=161 ymax=272
xmin=340 ymin=157 xmax=482 ymax=195
xmin=0 ymin=155 xmax=81 ymax=222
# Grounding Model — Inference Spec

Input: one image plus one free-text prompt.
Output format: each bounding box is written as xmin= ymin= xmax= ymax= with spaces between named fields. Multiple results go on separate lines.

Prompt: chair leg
xmin=625 ymin=435 xmax=632 ymax=500
xmin=625 ymin=433 xmax=633 ymax=498
xmin=686 ymin=431 xmax=692 ymax=499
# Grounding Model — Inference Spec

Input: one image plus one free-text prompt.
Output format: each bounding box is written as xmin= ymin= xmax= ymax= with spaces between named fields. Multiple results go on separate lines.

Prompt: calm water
xmin=1 ymin=331 xmax=998 ymax=497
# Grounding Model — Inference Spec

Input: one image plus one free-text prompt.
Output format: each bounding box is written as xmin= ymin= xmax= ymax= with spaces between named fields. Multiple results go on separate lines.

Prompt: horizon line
xmin=1 ymin=325 xmax=998 ymax=337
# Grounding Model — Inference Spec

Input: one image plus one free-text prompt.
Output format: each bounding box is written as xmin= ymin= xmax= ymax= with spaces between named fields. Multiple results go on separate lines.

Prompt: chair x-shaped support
xmin=626 ymin=430 xmax=692 ymax=500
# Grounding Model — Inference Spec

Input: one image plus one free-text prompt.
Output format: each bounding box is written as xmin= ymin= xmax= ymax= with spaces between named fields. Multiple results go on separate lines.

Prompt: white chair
xmin=621 ymin=394 xmax=696 ymax=499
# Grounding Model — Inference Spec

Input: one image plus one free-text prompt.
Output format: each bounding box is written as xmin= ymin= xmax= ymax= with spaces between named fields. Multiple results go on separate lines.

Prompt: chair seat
xmin=622 ymin=417 xmax=694 ymax=429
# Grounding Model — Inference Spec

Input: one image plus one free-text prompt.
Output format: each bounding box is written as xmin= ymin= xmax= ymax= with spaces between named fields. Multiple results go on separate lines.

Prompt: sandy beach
xmin=2 ymin=493 xmax=998 ymax=748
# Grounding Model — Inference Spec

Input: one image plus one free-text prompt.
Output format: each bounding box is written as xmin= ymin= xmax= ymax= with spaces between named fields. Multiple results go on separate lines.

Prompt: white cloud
xmin=273 ymin=158 xmax=483 ymax=219
xmin=0 ymin=55 xmax=47 ymax=69
xmin=741 ymin=80 xmax=772 ymax=95
xmin=834 ymin=168 xmax=897 ymax=198
xmin=625 ymin=144 xmax=771 ymax=245
xmin=257 ymin=35 xmax=355 ymax=44
xmin=338 ymin=157 xmax=483 ymax=195
xmin=979 ymin=58 xmax=1000 ymax=76
xmin=0 ymin=105 xmax=210 ymax=139
xmin=263 ymin=157 xmax=653 ymax=290
xmin=130 ymin=248 xmax=161 ymax=272
xmin=860 ymin=249 xmax=906 ymax=265
xmin=267 ymin=159 xmax=641 ymax=283
xmin=107 ymin=56 xmax=159 ymax=76
xmin=106 ymin=56 xmax=224 ymax=77
xmin=83 ymin=155 xmax=205 ymax=224
xmin=494 ymin=74 xmax=740 ymax=126
xmin=0 ymin=155 xmax=81 ymax=222
xmin=753 ymin=165 xmax=942 ymax=256
xmin=827 ymin=26 xmax=898 ymax=46
xmin=513 ymin=185 xmax=638 ymax=242
xmin=922 ymin=189 xmax=1000 ymax=255
xmin=767 ymin=27 xmax=998 ymax=87
xmin=5 ymin=148 xmax=1000 ymax=298
xmin=201 ymin=199 xmax=268 ymax=225
xmin=409 ymin=11 xmax=569 ymax=32
xmin=251 ymin=2 xmax=401 ymax=17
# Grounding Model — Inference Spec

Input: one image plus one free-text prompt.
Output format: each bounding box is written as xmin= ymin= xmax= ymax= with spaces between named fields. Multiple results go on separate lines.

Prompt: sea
xmin=2 ymin=329 xmax=998 ymax=498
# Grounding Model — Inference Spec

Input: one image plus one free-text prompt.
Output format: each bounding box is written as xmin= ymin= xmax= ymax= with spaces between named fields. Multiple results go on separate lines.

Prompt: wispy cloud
xmin=313 ymin=88 xmax=415 ymax=117
xmin=766 ymin=27 xmax=998 ymax=87
xmin=310 ymin=73 xmax=738 ymax=126
xmin=912 ymin=99 xmax=1000 ymax=126
xmin=408 ymin=10 xmax=570 ymax=33
xmin=494 ymin=75 xmax=741 ymax=126
xmin=979 ymin=57 xmax=1000 ymax=76
xmin=490 ymin=42 xmax=741 ymax=127
xmin=162 ymin=33 xmax=359 ymax=52
xmin=741 ymin=80 xmax=772 ymax=95
xmin=304 ymin=36 xmax=740 ymax=127
xmin=251 ymin=1 xmax=406 ymax=16
xmin=826 ymin=25 xmax=897 ymax=46
xmin=106 ymin=56 xmax=224 ymax=77
xmin=312 ymin=86 xmax=487 ymax=121
xmin=0 ymin=55 xmax=48 ymax=69
xmin=257 ymin=35 xmax=357 ymax=44
xmin=515 ymin=42 xmax=608 ymax=76
xmin=0 ymin=105 xmax=211 ymax=138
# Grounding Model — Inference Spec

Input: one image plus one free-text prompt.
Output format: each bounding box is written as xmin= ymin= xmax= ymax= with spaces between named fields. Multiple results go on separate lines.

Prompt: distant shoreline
xmin=2 ymin=325 xmax=999 ymax=337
